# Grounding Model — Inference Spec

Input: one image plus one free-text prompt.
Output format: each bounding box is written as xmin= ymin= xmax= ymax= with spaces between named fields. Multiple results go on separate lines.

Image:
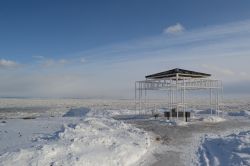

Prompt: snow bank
xmin=174 ymin=120 xmax=189 ymax=126
xmin=63 ymin=107 xmax=90 ymax=117
xmin=192 ymin=109 xmax=218 ymax=114
xmin=63 ymin=107 xmax=140 ymax=119
xmin=228 ymin=110 xmax=250 ymax=117
xmin=0 ymin=117 xmax=150 ymax=166
xmin=198 ymin=130 xmax=250 ymax=166
xmin=158 ymin=119 xmax=189 ymax=126
xmin=157 ymin=108 xmax=170 ymax=113
xmin=201 ymin=116 xmax=226 ymax=123
xmin=87 ymin=109 xmax=136 ymax=117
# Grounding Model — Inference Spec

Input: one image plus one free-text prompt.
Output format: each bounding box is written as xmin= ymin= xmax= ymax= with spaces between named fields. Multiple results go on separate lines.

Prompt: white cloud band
xmin=0 ymin=59 xmax=18 ymax=68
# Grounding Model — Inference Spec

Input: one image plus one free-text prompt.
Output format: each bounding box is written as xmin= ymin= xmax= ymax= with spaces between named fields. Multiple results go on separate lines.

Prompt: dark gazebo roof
xmin=145 ymin=68 xmax=211 ymax=79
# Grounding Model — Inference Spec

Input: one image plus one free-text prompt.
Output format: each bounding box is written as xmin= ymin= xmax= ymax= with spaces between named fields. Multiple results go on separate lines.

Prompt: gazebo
xmin=135 ymin=68 xmax=223 ymax=121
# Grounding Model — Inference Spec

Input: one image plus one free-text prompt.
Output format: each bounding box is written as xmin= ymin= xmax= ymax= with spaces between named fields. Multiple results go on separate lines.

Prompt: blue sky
xmin=0 ymin=0 xmax=250 ymax=98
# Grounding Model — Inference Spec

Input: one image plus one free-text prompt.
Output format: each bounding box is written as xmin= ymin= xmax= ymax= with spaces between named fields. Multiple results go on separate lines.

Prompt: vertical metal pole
xmin=216 ymin=83 xmax=219 ymax=116
xmin=183 ymin=79 xmax=186 ymax=121
xmin=170 ymin=79 xmax=172 ymax=120
xmin=210 ymin=88 xmax=212 ymax=115
xmin=181 ymin=81 xmax=182 ymax=116
xmin=215 ymin=81 xmax=217 ymax=116
xmin=176 ymin=74 xmax=179 ymax=120
xmin=135 ymin=82 xmax=137 ymax=114
xmin=168 ymin=82 xmax=170 ymax=112
xmin=221 ymin=81 xmax=224 ymax=117
xmin=139 ymin=82 xmax=142 ymax=114
xmin=144 ymin=84 xmax=147 ymax=115
xmin=181 ymin=78 xmax=183 ymax=121
xmin=215 ymin=88 xmax=217 ymax=116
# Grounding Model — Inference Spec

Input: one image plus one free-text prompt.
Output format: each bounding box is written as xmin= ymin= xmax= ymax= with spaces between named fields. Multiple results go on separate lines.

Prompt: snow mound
xmin=0 ymin=117 xmax=150 ymax=166
xmin=201 ymin=116 xmax=226 ymax=123
xmin=157 ymin=108 xmax=170 ymax=113
xmin=174 ymin=120 xmax=188 ymax=126
xmin=192 ymin=109 xmax=217 ymax=114
xmin=163 ymin=120 xmax=188 ymax=126
xmin=87 ymin=109 xmax=136 ymax=117
xmin=198 ymin=130 xmax=250 ymax=166
xmin=228 ymin=110 xmax=250 ymax=117
xmin=63 ymin=107 xmax=90 ymax=117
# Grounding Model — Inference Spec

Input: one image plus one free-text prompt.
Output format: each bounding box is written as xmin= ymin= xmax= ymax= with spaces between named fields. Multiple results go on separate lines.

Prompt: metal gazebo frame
xmin=135 ymin=68 xmax=223 ymax=120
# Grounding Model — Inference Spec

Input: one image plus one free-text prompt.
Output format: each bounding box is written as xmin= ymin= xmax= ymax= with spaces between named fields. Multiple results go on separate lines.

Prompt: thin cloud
xmin=80 ymin=58 xmax=86 ymax=63
xmin=41 ymin=59 xmax=70 ymax=67
xmin=239 ymin=72 xmax=248 ymax=77
xmin=58 ymin=59 xmax=68 ymax=65
xmin=0 ymin=59 xmax=18 ymax=68
xmin=43 ymin=59 xmax=55 ymax=67
xmin=202 ymin=64 xmax=235 ymax=76
xmin=75 ymin=19 xmax=250 ymax=66
xmin=163 ymin=23 xmax=185 ymax=35
xmin=32 ymin=55 xmax=44 ymax=59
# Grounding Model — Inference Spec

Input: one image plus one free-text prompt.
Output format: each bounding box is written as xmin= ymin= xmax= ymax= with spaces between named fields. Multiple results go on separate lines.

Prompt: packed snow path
xmin=123 ymin=117 xmax=250 ymax=166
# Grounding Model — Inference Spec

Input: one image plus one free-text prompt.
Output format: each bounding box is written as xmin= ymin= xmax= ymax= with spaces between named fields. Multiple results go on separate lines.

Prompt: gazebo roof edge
xmin=145 ymin=68 xmax=211 ymax=79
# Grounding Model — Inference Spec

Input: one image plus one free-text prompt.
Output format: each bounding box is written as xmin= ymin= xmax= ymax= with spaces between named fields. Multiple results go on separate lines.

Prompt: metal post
xmin=216 ymin=83 xmax=219 ymax=116
xmin=176 ymin=74 xmax=179 ymax=120
xmin=169 ymin=79 xmax=171 ymax=112
xmin=135 ymin=82 xmax=137 ymax=114
xmin=221 ymin=81 xmax=224 ymax=117
xmin=170 ymin=79 xmax=172 ymax=120
xmin=144 ymin=84 xmax=147 ymax=114
xmin=183 ymin=78 xmax=186 ymax=121
xmin=139 ymin=82 xmax=142 ymax=114
xmin=210 ymin=88 xmax=212 ymax=115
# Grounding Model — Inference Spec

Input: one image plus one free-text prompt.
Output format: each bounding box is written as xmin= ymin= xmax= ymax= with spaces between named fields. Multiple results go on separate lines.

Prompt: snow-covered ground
xmin=0 ymin=116 xmax=150 ymax=166
xmin=198 ymin=130 xmax=250 ymax=166
xmin=0 ymin=98 xmax=250 ymax=166
xmin=200 ymin=116 xmax=226 ymax=123
xmin=0 ymin=99 xmax=151 ymax=166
